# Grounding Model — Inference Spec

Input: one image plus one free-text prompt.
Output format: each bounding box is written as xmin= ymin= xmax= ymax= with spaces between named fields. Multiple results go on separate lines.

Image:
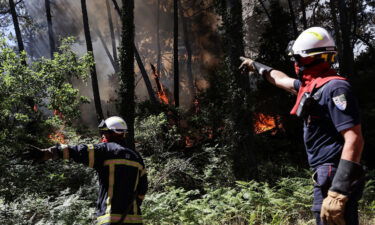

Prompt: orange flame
xmin=150 ymin=63 xmax=170 ymax=105
xmin=48 ymin=131 xmax=66 ymax=144
xmin=157 ymin=91 xmax=169 ymax=104
xmin=185 ymin=136 xmax=194 ymax=148
xmin=254 ymin=113 xmax=279 ymax=134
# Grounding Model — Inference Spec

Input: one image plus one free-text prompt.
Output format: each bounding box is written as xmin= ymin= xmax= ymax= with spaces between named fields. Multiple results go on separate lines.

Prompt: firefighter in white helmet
xmin=31 ymin=116 xmax=148 ymax=225
xmin=240 ymin=27 xmax=364 ymax=225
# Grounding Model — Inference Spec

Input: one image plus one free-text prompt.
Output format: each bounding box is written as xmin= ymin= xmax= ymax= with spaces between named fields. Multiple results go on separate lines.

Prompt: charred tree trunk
xmin=329 ymin=0 xmax=343 ymax=69
xmin=173 ymin=0 xmax=179 ymax=107
xmin=9 ymin=0 xmax=25 ymax=56
xmin=338 ymin=0 xmax=355 ymax=77
xmin=300 ymin=0 xmax=307 ymax=29
xmin=219 ymin=0 xmax=256 ymax=180
xmin=112 ymin=0 xmax=156 ymax=103
xmin=134 ymin=47 xmax=158 ymax=104
xmin=287 ymin=0 xmax=298 ymax=38
xmin=106 ymin=0 xmax=119 ymax=72
xmin=80 ymin=0 xmax=104 ymax=121
xmin=96 ymin=29 xmax=117 ymax=71
xmin=156 ymin=0 xmax=162 ymax=74
xmin=45 ymin=0 xmax=56 ymax=59
xmin=119 ymin=0 xmax=135 ymax=149
xmin=111 ymin=0 xmax=121 ymax=15
xmin=179 ymin=0 xmax=195 ymax=99
xmin=258 ymin=0 xmax=272 ymax=25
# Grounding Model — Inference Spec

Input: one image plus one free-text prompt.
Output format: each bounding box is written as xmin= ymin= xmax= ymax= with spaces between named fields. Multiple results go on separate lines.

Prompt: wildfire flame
xmin=157 ymin=90 xmax=169 ymax=104
xmin=185 ymin=136 xmax=194 ymax=148
xmin=48 ymin=131 xmax=66 ymax=144
xmin=254 ymin=113 xmax=280 ymax=134
xmin=150 ymin=63 xmax=170 ymax=105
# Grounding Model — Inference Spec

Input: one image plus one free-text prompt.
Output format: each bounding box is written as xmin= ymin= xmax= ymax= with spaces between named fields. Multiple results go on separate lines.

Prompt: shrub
xmin=142 ymin=175 xmax=375 ymax=225
xmin=0 ymin=38 xmax=92 ymax=156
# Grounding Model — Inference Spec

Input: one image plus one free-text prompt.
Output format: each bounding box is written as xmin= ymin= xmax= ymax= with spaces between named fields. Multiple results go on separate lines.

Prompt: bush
xmin=142 ymin=175 xmax=375 ymax=225
xmin=142 ymin=177 xmax=313 ymax=225
xmin=0 ymin=38 xmax=92 ymax=156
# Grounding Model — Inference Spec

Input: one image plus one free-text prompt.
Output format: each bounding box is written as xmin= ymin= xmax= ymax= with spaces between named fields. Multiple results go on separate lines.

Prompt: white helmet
xmin=288 ymin=27 xmax=337 ymax=57
xmin=98 ymin=116 xmax=128 ymax=134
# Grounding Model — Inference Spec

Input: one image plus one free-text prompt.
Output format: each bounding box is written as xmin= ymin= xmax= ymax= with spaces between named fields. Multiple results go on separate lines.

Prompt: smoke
xmin=23 ymin=0 xmax=222 ymax=126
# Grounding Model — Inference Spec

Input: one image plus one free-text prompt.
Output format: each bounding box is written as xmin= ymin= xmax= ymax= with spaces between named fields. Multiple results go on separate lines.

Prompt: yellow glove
xmin=320 ymin=190 xmax=349 ymax=225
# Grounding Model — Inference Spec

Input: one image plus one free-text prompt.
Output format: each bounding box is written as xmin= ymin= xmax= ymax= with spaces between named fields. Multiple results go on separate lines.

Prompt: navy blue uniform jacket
xmin=294 ymin=79 xmax=361 ymax=168
xmin=60 ymin=141 xmax=148 ymax=225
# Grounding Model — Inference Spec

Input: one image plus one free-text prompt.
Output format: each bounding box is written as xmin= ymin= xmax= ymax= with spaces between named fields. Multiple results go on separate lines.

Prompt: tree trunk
xmin=96 ymin=29 xmax=117 ymax=71
xmin=287 ymin=0 xmax=298 ymax=38
xmin=112 ymin=0 xmax=157 ymax=103
xmin=179 ymin=0 xmax=195 ymax=99
xmin=8 ymin=0 xmax=24 ymax=55
xmin=111 ymin=0 xmax=121 ymax=15
xmin=80 ymin=0 xmax=104 ymax=121
xmin=220 ymin=0 xmax=256 ymax=180
xmin=329 ymin=0 xmax=343 ymax=69
xmin=338 ymin=0 xmax=355 ymax=76
xmin=258 ymin=0 xmax=272 ymax=25
xmin=119 ymin=0 xmax=135 ymax=150
xmin=173 ymin=0 xmax=179 ymax=107
xmin=45 ymin=0 xmax=56 ymax=59
xmin=300 ymin=0 xmax=307 ymax=29
xmin=156 ymin=0 xmax=162 ymax=74
xmin=106 ymin=0 xmax=119 ymax=72
xmin=134 ymin=47 xmax=158 ymax=104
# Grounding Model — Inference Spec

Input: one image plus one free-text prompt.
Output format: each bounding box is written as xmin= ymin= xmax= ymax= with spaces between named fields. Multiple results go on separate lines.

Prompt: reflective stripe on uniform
xmin=106 ymin=164 xmax=115 ymax=215
xmin=104 ymin=159 xmax=143 ymax=170
xmin=97 ymin=213 xmax=142 ymax=225
xmin=87 ymin=144 xmax=95 ymax=168
xmin=140 ymin=168 xmax=147 ymax=177
xmin=61 ymin=145 xmax=69 ymax=160
xmin=133 ymin=171 xmax=140 ymax=215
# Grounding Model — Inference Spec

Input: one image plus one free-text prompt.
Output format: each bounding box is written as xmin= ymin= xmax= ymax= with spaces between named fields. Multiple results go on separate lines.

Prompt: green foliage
xmin=0 ymin=134 xmax=98 ymax=224
xmin=135 ymin=112 xmax=199 ymax=190
xmin=142 ymin=177 xmax=313 ymax=225
xmin=0 ymin=189 xmax=95 ymax=225
xmin=0 ymin=38 xmax=92 ymax=154
xmin=135 ymin=113 xmax=181 ymax=156
xmin=142 ymin=175 xmax=375 ymax=225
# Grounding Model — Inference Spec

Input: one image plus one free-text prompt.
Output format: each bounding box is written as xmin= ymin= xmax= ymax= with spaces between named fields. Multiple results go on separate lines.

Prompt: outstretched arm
xmin=267 ymin=70 xmax=297 ymax=94
xmin=239 ymin=57 xmax=297 ymax=94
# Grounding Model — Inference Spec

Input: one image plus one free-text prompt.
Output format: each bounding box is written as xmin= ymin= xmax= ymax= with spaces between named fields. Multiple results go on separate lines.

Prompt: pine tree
xmin=119 ymin=0 xmax=135 ymax=149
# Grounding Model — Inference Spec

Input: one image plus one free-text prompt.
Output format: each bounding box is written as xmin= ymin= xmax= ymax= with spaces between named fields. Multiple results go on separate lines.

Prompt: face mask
xmin=293 ymin=56 xmax=326 ymax=79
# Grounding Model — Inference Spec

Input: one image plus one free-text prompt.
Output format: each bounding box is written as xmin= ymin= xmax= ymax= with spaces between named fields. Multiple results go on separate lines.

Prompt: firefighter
xmin=240 ymin=27 xmax=364 ymax=225
xmin=32 ymin=116 xmax=148 ymax=225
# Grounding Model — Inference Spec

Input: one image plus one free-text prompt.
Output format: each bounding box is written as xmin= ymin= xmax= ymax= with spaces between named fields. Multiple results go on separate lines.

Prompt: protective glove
xmin=24 ymin=145 xmax=59 ymax=162
xmin=320 ymin=190 xmax=348 ymax=225
xmin=239 ymin=57 xmax=273 ymax=76
xmin=320 ymin=159 xmax=364 ymax=225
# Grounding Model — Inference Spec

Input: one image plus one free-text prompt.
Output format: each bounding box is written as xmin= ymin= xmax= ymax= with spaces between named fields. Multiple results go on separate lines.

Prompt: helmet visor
xmin=98 ymin=120 xmax=109 ymax=133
